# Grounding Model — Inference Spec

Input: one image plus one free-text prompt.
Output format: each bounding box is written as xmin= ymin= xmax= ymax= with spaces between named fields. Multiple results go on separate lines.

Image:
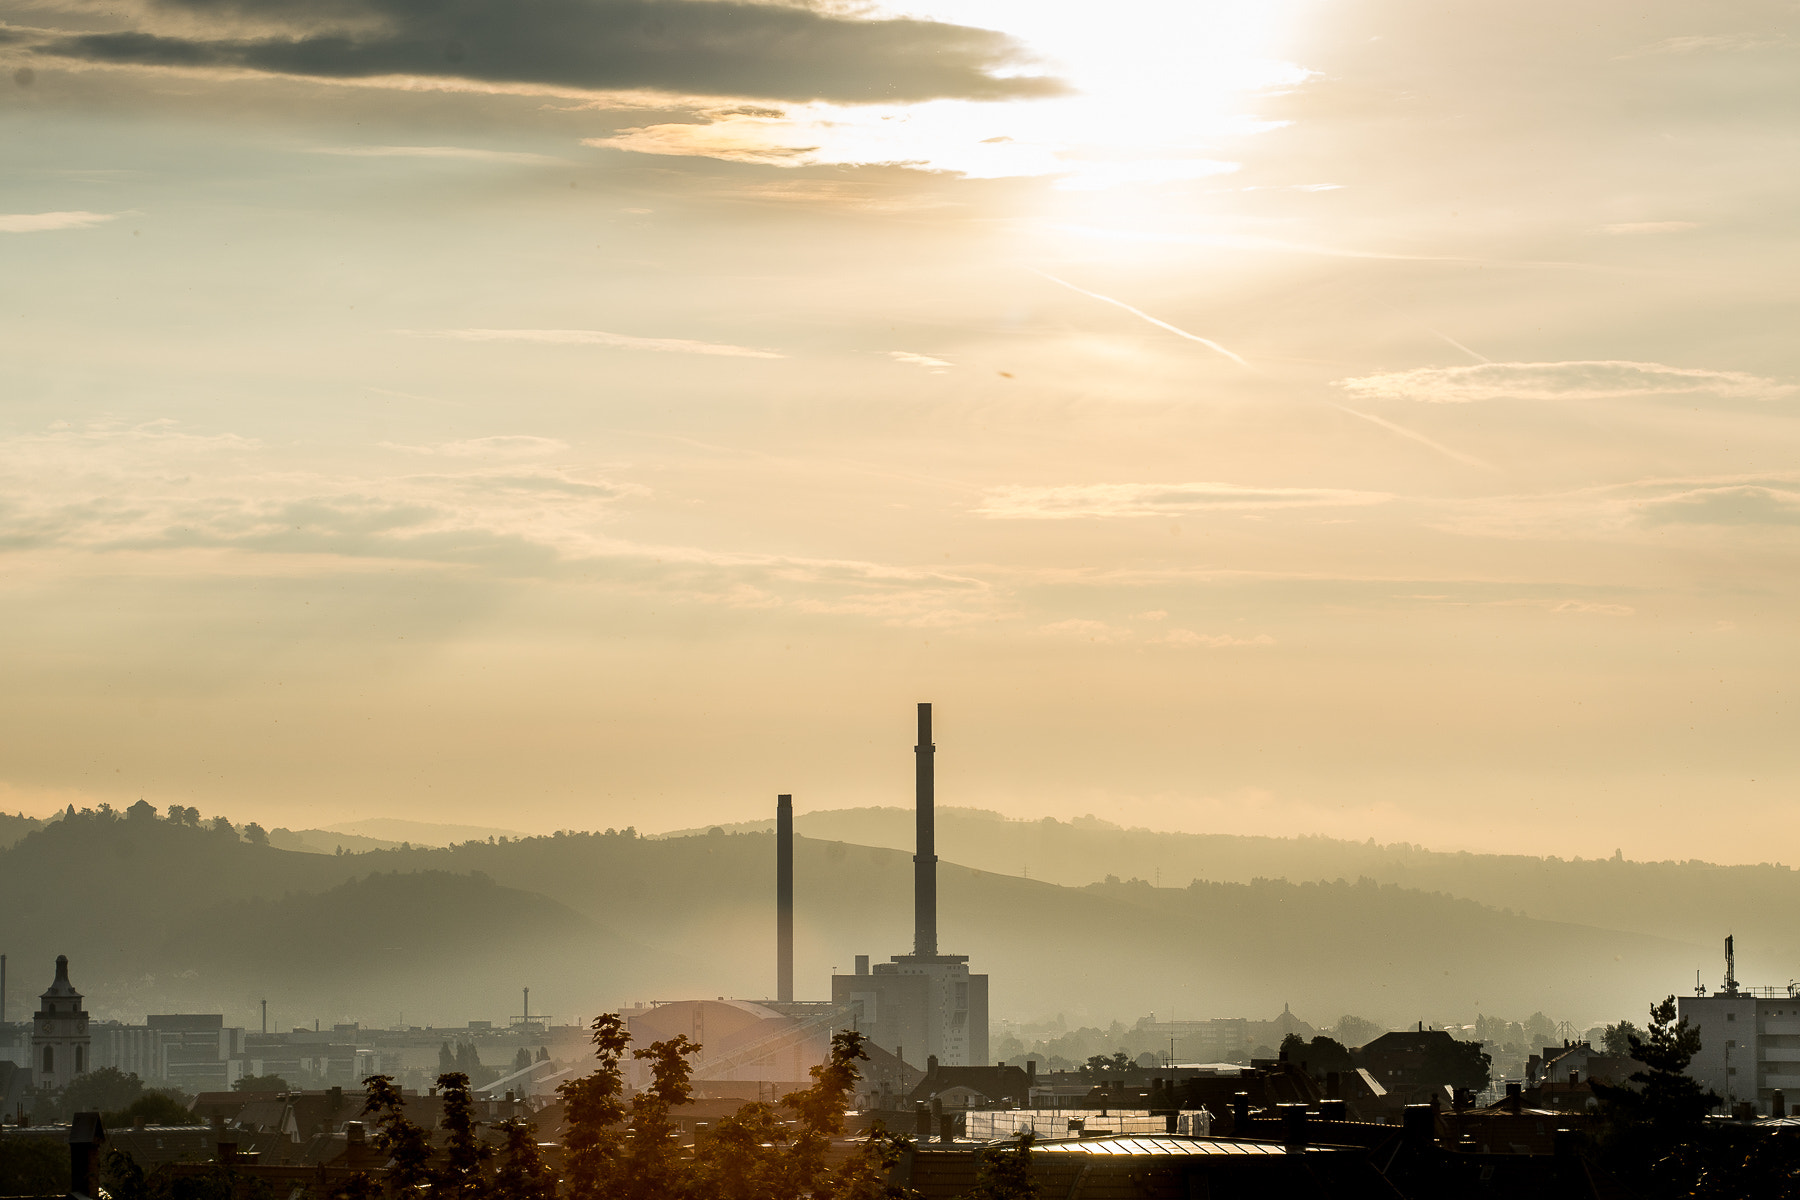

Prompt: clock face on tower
xmin=38 ymin=1020 xmax=51 ymax=1035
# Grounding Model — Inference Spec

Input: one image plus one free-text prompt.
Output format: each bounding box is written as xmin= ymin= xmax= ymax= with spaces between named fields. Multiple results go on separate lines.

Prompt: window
xmin=44 ymin=1046 xmax=54 ymax=1073
xmin=1728 ymin=1013 xmax=1737 ymax=1021
xmin=75 ymin=1046 xmax=84 ymax=1073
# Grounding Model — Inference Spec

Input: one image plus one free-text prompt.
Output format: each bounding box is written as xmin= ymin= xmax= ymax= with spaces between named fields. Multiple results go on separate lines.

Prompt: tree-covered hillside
xmin=1 ymin=805 xmax=1703 ymax=1030
xmin=668 ymin=806 xmax=1799 ymax=979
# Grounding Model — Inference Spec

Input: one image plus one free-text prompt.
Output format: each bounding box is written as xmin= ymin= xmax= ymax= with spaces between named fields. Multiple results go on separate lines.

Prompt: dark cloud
xmin=33 ymin=0 xmax=1061 ymax=103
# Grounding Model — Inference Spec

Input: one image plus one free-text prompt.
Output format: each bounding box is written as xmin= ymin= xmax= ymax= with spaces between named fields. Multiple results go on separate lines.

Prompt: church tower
xmin=33 ymin=956 xmax=90 ymax=1091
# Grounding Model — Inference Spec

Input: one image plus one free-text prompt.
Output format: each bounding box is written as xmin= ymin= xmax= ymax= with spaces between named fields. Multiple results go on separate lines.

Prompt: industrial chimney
xmin=777 ymin=794 xmax=794 ymax=1002
xmin=914 ymin=703 xmax=937 ymax=958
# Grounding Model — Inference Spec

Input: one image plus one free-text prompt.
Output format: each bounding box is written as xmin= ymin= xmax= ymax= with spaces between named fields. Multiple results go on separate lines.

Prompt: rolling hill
xmin=0 ymin=809 xmax=1706 ymax=1031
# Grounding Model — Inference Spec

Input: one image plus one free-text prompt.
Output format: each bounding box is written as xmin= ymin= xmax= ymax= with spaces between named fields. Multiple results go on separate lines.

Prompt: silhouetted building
xmin=32 ymin=955 xmax=89 ymax=1090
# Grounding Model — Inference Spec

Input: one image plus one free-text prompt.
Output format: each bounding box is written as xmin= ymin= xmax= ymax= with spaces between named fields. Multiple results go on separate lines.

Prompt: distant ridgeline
xmin=0 ymin=810 xmax=44 ymax=851
xmin=3 ymin=800 xmax=1783 ymax=1034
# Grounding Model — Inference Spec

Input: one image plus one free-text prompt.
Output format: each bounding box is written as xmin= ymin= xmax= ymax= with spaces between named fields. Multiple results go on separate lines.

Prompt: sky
xmin=1 ymin=0 xmax=1795 ymax=862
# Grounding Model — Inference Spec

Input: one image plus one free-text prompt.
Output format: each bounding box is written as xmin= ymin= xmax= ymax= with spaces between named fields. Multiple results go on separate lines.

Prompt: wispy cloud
xmin=976 ymin=482 xmax=1390 ymax=519
xmin=1621 ymin=32 xmax=1788 ymax=57
xmin=383 ymin=436 xmax=569 ymax=458
xmin=418 ymin=329 xmax=784 ymax=359
xmin=1338 ymin=361 xmax=1795 ymax=404
xmin=1638 ymin=485 xmax=1800 ymax=527
xmin=1030 ymin=269 xmax=1250 ymax=367
xmin=0 ymin=211 xmax=120 ymax=233
xmin=889 ymin=351 xmax=952 ymax=372
xmin=1600 ymin=221 xmax=1700 ymax=235
xmin=310 ymin=145 xmax=566 ymax=164
xmin=1327 ymin=403 xmax=1493 ymax=470
xmin=1035 ymin=619 xmax=1273 ymax=648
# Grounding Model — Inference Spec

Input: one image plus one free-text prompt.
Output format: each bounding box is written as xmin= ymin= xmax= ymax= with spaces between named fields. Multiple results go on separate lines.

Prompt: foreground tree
xmin=558 ymin=1015 xmax=632 ymax=1200
xmin=967 ymin=1133 xmax=1038 ymax=1200
xmin=360 ymin=1075 xmax=432 ymax=1198
xmin=492 ymin=1118 xmax=558 ymax=1200
xmin=622 ymin=1035 xmax=701 ymax=1200
xmin=1593 ymin=995 xmax=1723 ymax=1197
xmin=434 ymin=1071 xmax=493 ymax=1200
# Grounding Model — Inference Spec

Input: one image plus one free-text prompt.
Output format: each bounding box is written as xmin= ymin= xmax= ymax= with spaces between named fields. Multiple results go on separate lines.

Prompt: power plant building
xmin=829 ymin=704 xmax=989 ymax=1067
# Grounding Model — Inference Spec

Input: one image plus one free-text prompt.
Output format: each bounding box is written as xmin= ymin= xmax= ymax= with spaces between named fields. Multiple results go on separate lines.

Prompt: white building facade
xmin=1680 ymin=988 xmax=1800 ymax=1116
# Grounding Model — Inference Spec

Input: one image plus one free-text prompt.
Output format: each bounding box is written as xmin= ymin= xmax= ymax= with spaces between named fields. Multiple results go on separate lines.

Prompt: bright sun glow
xmin=590 ymin=0 xmax=1311 ymax=185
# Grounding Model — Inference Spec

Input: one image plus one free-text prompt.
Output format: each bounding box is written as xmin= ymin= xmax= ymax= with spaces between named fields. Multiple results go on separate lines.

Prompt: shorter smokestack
xmin=777 ymin=795 xmax=793 ymax=1003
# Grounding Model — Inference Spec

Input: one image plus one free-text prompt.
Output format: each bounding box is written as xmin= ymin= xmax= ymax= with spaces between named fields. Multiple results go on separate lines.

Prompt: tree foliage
xmin=968 ymin=1133 xmax=1038 ymax=1200
xmin=1602 ymin=1020 xmax=1644 ymax=1058
xmin=557 ymin=1014 xmax=631 ymax=1200
xmin=435 ymin=1072 xmax=493 ymax=1200
xmin=492 ymin=1119 xmax=557 ymax=1200
xmin=109 ymin=1092 xmax=199 ymax=1127
xmin=234 ymin=1073 xmax=292 ymax=1093
xmin=360 ymin=1075 xmax=432 ymax=1197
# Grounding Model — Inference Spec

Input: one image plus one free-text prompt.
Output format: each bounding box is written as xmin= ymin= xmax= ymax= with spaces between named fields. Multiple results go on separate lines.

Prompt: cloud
xmin=1600 ymin=221 xmax=1700 ymax=235
xmin=976 ymin=482 xmax=1390 ymax=520
xmin=0 ymin=422 xmax=640 ymax=570
xmin=1623 ymin=33 xmax=1788 ymax=57
xmin=888 ymin=351 xmax=952 ymax=371
xmin=1034 ymin=620 xmax=1273 ymax=648
xmin=419 ymin=328 xmax=782 ymax=359
xmin=1157 ymin=629 xmax=1276 ymax=648
xmin=1337 ymin=361 xmax=1795 ymax=404
xmin=309 ymin=145 xmax=566 ymax=164
xmin=384 ymin=436 xmax=568 ymax=458
xmin=0 ymin=211 xmax=120 ymax=232
xmin=31 ymin=0 xmax=1059 ymax=104
xmin=1550 ymin=600 xmax=1636 ymax=616
xmin=1637 ymin=485 xmax=1800 ymax=528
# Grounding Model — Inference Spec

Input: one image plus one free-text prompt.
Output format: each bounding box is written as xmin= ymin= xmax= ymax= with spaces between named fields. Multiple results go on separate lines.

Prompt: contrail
xmin=1428 ymin=328 xmax=1489 ymax=364
xmin=1032 ymin=269 xmax=1251 ymax=367
xmin=1327 ymin=402 xmax=1494 ymax=471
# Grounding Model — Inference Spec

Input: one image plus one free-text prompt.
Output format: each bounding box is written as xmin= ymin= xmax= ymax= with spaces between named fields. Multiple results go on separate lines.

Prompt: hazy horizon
xmin=4 ymin=0 xmax=1795 ymax=865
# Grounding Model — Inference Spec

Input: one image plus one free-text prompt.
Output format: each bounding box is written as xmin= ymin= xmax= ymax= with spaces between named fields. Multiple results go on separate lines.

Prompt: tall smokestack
xmin=777 ymin=794 xmax=794 ymax=1002
xmin=914 ymin=703 xmax=937 ymax=958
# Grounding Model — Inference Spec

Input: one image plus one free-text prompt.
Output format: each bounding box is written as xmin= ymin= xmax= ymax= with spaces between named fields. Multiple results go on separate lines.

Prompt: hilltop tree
xmin=243 ymin=822 xmax=269 ymax=846
xmin=514 ymin=1047 xmax=534 ymax=1073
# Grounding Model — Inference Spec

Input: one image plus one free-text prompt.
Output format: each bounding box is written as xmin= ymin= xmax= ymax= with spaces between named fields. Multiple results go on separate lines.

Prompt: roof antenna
xmin=1724 ymin=935 xmax=1739 ymax=996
